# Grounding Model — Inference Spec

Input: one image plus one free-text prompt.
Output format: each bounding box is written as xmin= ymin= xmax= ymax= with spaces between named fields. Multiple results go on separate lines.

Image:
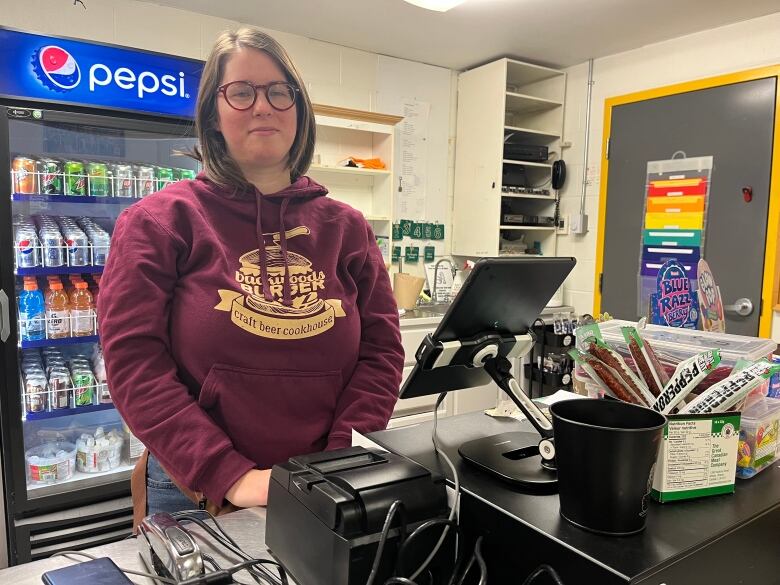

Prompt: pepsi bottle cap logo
xmin=34 ymin=45 xmax=81 ymax=92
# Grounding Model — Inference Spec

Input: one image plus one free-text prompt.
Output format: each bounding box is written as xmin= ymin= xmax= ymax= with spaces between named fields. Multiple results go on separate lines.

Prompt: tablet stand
xmin=415 ymin=331 xmax=558 ymax=491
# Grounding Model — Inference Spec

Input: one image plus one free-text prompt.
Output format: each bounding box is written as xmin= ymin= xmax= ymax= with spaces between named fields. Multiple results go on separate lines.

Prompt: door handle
xmin=723 ymin=298 xmax=753 ymax=317
xmin=0 ymin=290 xmax=9 ymax=342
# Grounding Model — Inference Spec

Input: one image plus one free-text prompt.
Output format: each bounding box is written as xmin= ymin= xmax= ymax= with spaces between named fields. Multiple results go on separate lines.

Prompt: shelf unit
xmin=452 ymin=58 xmax=566 ymax=257
xmin=311 ymin=104 xmax=403 ymax=264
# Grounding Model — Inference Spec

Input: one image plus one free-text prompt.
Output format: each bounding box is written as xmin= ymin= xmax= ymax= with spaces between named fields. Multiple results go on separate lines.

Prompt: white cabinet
xmin=452 ymin=59 xmax=566 ymax=258
xmin=310 ymin=104 xmax=402 ymax=264
xmin=391 ymin=315 xmax=500 ymax=427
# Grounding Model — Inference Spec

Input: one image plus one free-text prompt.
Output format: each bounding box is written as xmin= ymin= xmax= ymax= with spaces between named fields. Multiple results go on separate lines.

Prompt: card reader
xmin=266 ymin=446 xmax=449 ymax=585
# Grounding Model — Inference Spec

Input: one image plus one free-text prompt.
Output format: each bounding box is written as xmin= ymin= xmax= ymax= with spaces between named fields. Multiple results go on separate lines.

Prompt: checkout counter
xmin=1 ymin=413 xmax=779 ymax=584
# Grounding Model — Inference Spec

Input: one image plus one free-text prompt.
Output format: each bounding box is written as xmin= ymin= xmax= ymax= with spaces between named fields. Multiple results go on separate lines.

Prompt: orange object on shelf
xmin=344 ymin=157 xmax=387 ymax=170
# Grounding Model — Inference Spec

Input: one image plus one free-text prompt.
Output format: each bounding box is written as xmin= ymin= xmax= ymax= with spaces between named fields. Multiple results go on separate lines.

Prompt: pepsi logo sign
xmin=37 ymin=46 xmax=81 ymax=90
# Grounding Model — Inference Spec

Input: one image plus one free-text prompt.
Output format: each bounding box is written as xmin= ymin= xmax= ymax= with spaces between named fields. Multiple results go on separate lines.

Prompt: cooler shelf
xmin=20 ymin=335 xmax=99 ymax=349
xmin=24 ymin=402 xmax=115 ymax=421
xmin=12 ymin=193 xmax=138 ymax=204
xmin=16 ymin=266 xmax=103 ymax=276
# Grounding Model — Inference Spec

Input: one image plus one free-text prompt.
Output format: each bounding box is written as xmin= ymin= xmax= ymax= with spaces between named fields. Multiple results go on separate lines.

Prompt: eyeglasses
xmin=217 ymin=80 xmax=300 ymax=111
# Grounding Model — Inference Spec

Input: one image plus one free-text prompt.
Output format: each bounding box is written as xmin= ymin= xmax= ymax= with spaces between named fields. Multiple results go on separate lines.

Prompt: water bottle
xmin=19 ymin=282 xmax=46 ymax=341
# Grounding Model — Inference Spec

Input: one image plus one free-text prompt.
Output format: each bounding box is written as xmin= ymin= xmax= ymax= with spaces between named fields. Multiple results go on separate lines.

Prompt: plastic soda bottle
xmin=19 ymin=282 xmax=45 ymax=341
xmin=71 ymin=281 xmax=94 ymax=337
xmin=46 ymin=282 xmax=71 ymax=339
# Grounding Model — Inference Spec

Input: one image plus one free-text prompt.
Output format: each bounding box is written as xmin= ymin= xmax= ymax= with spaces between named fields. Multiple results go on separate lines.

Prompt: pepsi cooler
xmin=0 ymin=27 xmax=202 ymax=565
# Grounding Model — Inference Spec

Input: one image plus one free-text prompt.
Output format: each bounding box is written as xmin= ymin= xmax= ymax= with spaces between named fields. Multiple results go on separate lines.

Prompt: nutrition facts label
xmin=657 ymin=414 xmax=740 ymax=496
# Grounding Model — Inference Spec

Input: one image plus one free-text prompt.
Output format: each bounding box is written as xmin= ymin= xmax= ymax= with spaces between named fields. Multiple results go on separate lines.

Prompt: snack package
xmin=587 ymin=339 xmax=655 ymax=406
xmin=569 ymin=349 xmax=641 ymax=404
xmin=622 ymin=326 xmax=667 ymax=397
xmin=680 ymin=359 xmax=780 ymax=415
xmin=651 ymin=349 xmax=721 ymax=414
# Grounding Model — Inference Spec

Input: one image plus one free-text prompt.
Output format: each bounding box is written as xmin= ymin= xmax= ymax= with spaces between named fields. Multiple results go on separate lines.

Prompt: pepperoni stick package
xmin=621 ymin=326 xmax=667 ymax=397
xmin=587 ymin=340 xmax=655 ymax=406
xmin=680 ymin=359 xmax=780 ymax=415
xmin=650 ymin=350 xmax=721 ymax=414
xmin=569 ymin=349 xmax=642 ymax=404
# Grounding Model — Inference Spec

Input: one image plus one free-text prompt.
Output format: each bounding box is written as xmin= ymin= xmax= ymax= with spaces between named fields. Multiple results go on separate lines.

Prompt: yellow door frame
xmin=593 ymin=65 xmax=780 ymax=338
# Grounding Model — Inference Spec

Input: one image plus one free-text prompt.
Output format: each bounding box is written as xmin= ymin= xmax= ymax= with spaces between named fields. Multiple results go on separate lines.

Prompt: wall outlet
xmin=557 ymin=214 xmax=570 ymax=235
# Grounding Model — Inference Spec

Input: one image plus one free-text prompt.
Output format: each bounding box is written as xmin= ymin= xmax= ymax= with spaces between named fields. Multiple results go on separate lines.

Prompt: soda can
xmin=64 ymin=161 xmax=86 ymax=196
xmin=86 ymin=162 xmax=109 ymax=197
xmin=14 ymin=227 xmax=40 ymax=268
xmin=49 ymin=367 xmax=73 ymax=410
xmin=173 ymin=168 xmax=196 ymax=181
xmin=64 ymin=230 xmax=89 ymax=266
xmin=72 ymin=369 xmax=95 ymax=407
xmin=12 ymin=156 xmax=37 ymax=194
xmin=109 ymin=163 xmax=135 ymax=198
xmin=40 ymin=228 xmax=66 ymax=267
xmin=155 ymin=166 xmax=174 ymax=191
xmin=90 ymin=232 xmax=110 ymax=266
xmin=25 ymin=374 xmax=48 ymax=414
xmin=37 ymin=158 xmax=63 ymax=195
xmin=134 ymin=165 xmax=156 ymax=197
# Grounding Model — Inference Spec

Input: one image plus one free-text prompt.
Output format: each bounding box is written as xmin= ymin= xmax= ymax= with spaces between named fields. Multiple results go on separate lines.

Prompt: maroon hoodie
xmin=97 ymin=174 xmax=403 ymax=505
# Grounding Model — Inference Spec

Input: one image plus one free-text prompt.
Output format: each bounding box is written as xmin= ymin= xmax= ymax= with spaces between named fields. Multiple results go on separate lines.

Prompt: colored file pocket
xmin=645 ymin=212 xmax=704 ymax=230
xmin=642 ymin=245 xmax=700 ymax=266
xmin=646 ymin=195 xmax=705 ymax=214
xmin=648 ymin=177 xmax=708 ymax=197
xmin=641 ymin=259 xmax=698 ymax=278
xmin=642 ymin=229 xmax=702 ymax=247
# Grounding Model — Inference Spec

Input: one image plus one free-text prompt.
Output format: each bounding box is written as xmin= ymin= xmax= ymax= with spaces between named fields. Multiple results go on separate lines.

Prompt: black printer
xmin=266 ymin=447 xmax=449 ymax=585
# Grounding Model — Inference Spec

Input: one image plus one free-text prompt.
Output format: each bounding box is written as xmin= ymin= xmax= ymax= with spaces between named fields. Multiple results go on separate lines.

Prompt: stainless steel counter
xmin=0 ymin=508 xmax=276 ymax=585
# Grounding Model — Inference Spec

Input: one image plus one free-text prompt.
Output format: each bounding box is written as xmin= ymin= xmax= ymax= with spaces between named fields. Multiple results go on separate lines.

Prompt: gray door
xmin=600 ymin=78 xmax=776 ymax=336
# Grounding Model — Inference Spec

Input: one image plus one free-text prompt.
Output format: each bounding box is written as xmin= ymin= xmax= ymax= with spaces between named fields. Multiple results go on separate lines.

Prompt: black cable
xmin=395 ymin=519 xmax=459 ymax=577
xmin=174 ymin=514 xmax=286 ymax=585
xmin=178 ymin=558 xmax=289 ymax=585
xmin=473 ymin=537 xmax=487 ymax=585
xmin=454 ymin=552 xmax=476 ymax=585
xmin=366 ymin=500 xmax=405 ymax=585
xmin=521 ymin=564 xmax=565 ymax=585
xmin=202 ymin=553 xmax=223 ymax=572
xmin=384 ymin=579 xmax=417 ymax=585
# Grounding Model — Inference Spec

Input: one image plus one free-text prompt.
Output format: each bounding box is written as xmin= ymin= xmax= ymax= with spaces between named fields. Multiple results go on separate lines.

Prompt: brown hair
xmin=189 ymin=27 xmax=315 ymax=189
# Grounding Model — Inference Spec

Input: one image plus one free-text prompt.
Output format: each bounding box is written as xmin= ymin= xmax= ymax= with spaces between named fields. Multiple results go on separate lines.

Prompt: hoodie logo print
xmin=214 ymin=225 xmax=346 ymax=339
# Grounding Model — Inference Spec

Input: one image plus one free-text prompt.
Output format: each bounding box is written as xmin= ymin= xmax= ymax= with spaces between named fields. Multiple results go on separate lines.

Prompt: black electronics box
xmin=502 ymin=165 xmax=527 ymax=187
xmin=503 ymin=144 xmax=548 ymax=162
xmin=266 ymin=447 xmax=449 ymax=585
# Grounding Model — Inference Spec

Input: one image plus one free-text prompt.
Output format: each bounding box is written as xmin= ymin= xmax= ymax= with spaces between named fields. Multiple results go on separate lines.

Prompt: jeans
xmin=146 ymin=453 xmax=198 ymax=516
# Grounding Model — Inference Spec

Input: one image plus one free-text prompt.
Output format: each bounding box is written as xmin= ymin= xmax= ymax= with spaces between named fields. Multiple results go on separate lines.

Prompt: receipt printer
xmin=266 ymin=447 xmax=448 ymax=585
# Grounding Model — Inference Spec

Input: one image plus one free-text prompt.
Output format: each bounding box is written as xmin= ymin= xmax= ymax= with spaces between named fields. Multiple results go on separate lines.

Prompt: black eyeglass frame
xmin=217 ymin=80 xmax=300 ymax=111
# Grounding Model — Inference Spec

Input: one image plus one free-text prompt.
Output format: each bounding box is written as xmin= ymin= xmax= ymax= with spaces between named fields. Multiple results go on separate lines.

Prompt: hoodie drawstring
xmin=278 ymin=198 xmax=292 ymax=307
xmin=255 ymin=193 xmax=274 ymax=302
xmin=255 ymin=193 xmax=293 ymax=307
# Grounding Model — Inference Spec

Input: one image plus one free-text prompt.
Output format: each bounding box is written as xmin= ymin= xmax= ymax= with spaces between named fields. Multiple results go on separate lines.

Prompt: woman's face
xmin=215 ymin=48 xmax=297 ymax=174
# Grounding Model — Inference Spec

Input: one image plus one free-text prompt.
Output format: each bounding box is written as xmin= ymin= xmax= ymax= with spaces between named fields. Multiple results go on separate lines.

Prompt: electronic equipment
xmin=266 ymin=447 xmax=449 ymax=585
xmin=501 ymin=213 xmax=556 ymax=226
xmin=503 ymin=143 xmax=549 ymax=162
xmin=500 ymin=186 xmax=550 ymax=196
xmin=42 ymin=557 xmax=133 ymax=585
xmin=138 ymin=513 xmax=204 ymax=582
xmin=552 ymin=160 xmax=567 ymax=190
xmin=399 ymin=257 xmax=575 ymax=489
xmin=501 ymin=164 xmax=527 ymax=187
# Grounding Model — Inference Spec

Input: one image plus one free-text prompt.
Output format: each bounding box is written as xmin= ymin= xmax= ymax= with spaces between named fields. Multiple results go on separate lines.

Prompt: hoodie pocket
xmin=198 ymin=364 xmax=342 ymax=468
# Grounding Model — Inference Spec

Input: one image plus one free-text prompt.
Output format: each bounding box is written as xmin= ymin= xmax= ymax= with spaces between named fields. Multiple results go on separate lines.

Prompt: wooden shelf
xmin=364 ymin=215 xmax=391 ymax=222
xmin=309 ymin=164 xmax=390 ymax=176
xmin=504 ymin=126 xmax=561 ymax=140
xmin=505 ymin=92 xmax=562 ymax=114
xmin=502 ymin=159 xmax=552 ymax=168
xmin=312 ymin=104 xmax=403 ymax=126
xmin=500 ymin=225 xmax=556 ymax=231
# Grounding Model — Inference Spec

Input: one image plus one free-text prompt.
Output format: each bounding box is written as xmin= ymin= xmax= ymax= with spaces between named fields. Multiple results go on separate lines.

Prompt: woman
xmin=97 ymin=27 xmax=404 ymax=523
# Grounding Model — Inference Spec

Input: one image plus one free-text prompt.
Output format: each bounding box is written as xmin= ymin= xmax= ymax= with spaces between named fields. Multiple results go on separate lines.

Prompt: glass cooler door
xmin=5 ymin=107 xmax=197 ymax=507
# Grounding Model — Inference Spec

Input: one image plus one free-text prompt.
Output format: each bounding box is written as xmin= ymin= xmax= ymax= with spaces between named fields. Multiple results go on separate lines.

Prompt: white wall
xmin=0 ymin=0 xmax=457 ymax=280
xmin=558 ymin=11 xmax=780 ymax=341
